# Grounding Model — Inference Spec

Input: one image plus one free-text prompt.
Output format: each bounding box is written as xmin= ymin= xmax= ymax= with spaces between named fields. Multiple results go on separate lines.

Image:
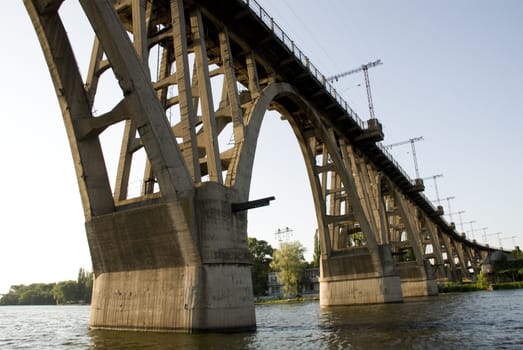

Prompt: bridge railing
xmin=242 ymin=0 xmax=496 ymax=251
xmin=376 ymin=142 xmax=421 ymax=186
xmin=242 ymin=0 xmax=365 ymax=129
xmin=244 ymin=0 xmax=442 ymax=217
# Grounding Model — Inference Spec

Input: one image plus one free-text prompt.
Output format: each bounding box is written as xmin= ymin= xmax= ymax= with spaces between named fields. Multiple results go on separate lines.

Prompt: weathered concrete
xmin=86 ymin=184 xmax=255 ymax=332
xmin=397 ymin=262 xmax=438 ymax=297
xmin=319 ymin=246 xmax=403 ymax=305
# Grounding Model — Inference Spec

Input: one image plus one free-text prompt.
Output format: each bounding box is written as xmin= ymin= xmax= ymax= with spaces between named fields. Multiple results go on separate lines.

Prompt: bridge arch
xmin=231 ymin=82 xmax=382 ymax=258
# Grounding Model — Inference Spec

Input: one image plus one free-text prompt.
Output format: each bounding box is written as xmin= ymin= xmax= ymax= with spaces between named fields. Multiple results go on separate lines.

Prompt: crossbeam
xmin=231 ymin=196 xmax=276 ymax=212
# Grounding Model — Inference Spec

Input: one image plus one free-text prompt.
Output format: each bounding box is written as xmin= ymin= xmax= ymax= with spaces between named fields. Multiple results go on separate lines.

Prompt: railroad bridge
xmin=25 ymin=0 xmax=503 ymax=332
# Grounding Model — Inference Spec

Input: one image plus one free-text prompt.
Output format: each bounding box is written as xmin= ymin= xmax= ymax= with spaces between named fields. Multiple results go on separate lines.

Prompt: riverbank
xmin=254 ymin=295 xmax=319 ymax=304
xmin=255 ymin=281 xmax=523 ymax=302
xmin=438 ymin=281 xmax=523 ymax=293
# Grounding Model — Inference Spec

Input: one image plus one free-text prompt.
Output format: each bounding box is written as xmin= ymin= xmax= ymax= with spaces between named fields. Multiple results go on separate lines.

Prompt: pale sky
xmin=1 ymin=1 xmax=522 ymax=294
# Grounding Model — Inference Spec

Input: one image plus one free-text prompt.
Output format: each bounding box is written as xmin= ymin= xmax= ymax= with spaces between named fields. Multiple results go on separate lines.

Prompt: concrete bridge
xmin=24 ymin=0 xmax=505 ymax=332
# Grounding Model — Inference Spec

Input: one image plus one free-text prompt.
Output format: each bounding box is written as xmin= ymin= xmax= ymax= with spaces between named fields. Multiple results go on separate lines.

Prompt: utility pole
xmin=462 ymin=220 xmax=476 ymax=240
xmin=327 ymin=59 xmax=383 ymax=121
xmin=422 ymin=174 xmax=443 ymax=205
xmin=385 ymin=137 xmax=424 ymax=179
xmin=439 ymin=196 xmax=455 ymax=223
xmin=501 ymin=236 xmax=517 ymax=250
xmin=274 ymin=227 xmax=293 ymax=244
xmin=477 ymin=227 xmax=488 ymax=243
xmin=468 ymin=221 xmax=476 ymax=241
xmin=447 ymin=210 xmax=466 ymax=232
xmin=486 ymin=232 xmax=502 ymax=248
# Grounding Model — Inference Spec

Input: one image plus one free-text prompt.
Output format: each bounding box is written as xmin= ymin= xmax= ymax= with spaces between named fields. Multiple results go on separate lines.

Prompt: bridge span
xmin=25 ymin=0 xmax=506 ymax=332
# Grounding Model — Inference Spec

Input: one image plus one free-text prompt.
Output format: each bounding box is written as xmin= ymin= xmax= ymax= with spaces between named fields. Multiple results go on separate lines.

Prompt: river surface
xmin=1 ymin=290 xmax=522 ymax=349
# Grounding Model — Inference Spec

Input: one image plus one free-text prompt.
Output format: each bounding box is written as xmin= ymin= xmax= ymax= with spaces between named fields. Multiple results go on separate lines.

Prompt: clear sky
xmin=1 ymin=1 xmax=522 ymax=294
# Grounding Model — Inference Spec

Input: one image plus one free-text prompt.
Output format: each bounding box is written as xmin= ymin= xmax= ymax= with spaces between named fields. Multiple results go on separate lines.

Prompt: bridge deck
xmin=192 ymin=0 xmax=496 ymax=252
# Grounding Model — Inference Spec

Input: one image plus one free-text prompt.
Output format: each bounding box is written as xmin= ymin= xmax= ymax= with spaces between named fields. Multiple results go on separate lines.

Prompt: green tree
xmin=513 ymin=247 xmax=522 ymax=260
xmin=52 ymin=281 xmax=80 ymax=304
xmin=248 ymin=237 xmax=273 ymax=296
xmin=270 ymin=241 xmax=307 ymax=297
xmin=492 ymin=253 xmax=523 ymax=282
xmin=77 ymin=268 xmax=93 ymax=303
xmin=21 ymin=283 xmax=55 ymax=305
xmin=476 ymin=271 xmax=490 ymax=290
xmin=0 ymin=292 xmax=19 ymax=305
xmin=0 ymin=283 xmax=55 ymax=305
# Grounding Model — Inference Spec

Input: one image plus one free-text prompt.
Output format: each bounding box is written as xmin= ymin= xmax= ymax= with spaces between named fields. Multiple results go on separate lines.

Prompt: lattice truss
xmin=294 ymin=122 xmax=387 ymax=257
xmin=25 ymin=0 xmax=285 ymax=217
xmin=82 ymin=0 xmax=268 ymax=198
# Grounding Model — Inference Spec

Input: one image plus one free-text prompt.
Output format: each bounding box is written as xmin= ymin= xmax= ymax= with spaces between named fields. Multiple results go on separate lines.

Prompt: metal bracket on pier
xmin=231 ymin=196 xmax=276 ymax=212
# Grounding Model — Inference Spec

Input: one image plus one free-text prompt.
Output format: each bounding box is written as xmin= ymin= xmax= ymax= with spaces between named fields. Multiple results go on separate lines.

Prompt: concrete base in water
xmin=401 ymin=278 xmax=439 ymax=298
xmin=397 ymin=262 xmax=439 ymax=297
xmin=319 ymin=248 xmax=403 ymax=306
xmin=86 ymin=184 xmax=256 ymax=332
xmin=319 ymin=275 xmax=403 ymax=306
xmin=89 ymin=265 xmax=255 ymax=332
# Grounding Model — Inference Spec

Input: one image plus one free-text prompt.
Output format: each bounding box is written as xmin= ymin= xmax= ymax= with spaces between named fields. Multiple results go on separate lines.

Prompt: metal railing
xmin=240 ymin=0 xmax=500 ymax=250
xmin=241 ymin=0 xmax=365 ymax=129
xmin=242 ymin=0 xmax=439 ymax=215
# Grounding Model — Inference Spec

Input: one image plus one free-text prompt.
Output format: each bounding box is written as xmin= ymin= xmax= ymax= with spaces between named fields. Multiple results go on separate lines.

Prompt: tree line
xmin=0 ymin=268 xmax=93 ymax=305
xmin=3 ymin=239 xmax=519 ymax=304
xmin=490 ymin=248 xmax=523 ymax=283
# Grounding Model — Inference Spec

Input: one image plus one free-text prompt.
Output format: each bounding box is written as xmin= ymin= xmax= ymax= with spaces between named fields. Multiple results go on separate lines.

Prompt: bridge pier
xmin=397 ymin=262 xmax=439 ymax=297
xmin=320 ymin=245 xmax=403 ymax=305
xmin=87 ymin=183 xmax=255 ymax=332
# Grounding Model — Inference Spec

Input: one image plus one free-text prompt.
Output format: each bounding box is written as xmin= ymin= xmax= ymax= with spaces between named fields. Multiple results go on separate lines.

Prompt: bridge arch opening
xmin=238 ymin=83 xmax=371 ymax=261
xmin=247 ymin=105 xmax=316 ymax=259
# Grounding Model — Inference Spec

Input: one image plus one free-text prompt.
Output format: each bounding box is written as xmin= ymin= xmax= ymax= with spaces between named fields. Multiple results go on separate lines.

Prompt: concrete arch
xmin=229 ymin=82 xmax=382 ymax=258
xmin=229 ymin=83 xmax=331 ymax=256
xmin=229 ymin=83 xmax=302 ymax=199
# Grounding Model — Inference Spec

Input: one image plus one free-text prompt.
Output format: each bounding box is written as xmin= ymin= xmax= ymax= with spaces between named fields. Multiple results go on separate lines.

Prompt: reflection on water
xmin=1 ymin=290 xmax=523 ymax=349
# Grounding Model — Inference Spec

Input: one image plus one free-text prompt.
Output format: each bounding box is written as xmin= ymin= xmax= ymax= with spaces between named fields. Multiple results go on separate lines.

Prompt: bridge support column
xmin=87 ymin=183 xmax=255 ymax=332
xmin=320 ymin=245 xmax=403 ymax=305
xmin=390 ymin=190 xmax=438 ymax=298
xmin=397 ymin=262 xmax=439 ymax=297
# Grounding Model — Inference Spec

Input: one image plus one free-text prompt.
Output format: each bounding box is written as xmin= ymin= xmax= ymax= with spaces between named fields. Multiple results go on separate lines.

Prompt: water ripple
xmin=1 ymin=290 xmax=522 ymax=349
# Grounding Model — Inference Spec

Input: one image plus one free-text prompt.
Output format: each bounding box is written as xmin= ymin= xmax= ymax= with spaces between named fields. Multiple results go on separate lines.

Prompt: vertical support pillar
xmin=171 ymin=0 xmax=201 ymax=182
xmin=423 ymin=217 xmax=448 ymax=281
xmin=245 ymin=50 xmax=260 ymax=98
xmin=460 ymin=243 xmax=476 ymax=280
xmin=347 ymin=145 xmax=380 ymax=238
xmin=394 ymin=193 xmax=438 ymax=297
xmin=190 ymin=7 xmax=222 ymax=183
xmin=318 ymin=133 xmax=402 ymax=306
xmin=219 ymin=28 xmax=245 ymax=143
xmin=440 ymin=232 xmax=460 ymax=281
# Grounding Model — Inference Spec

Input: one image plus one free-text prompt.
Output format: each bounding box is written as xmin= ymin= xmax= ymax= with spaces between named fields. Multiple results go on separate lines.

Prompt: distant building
xmin=266 ymin=268 xmax=319 ymax=298
xmin=267 ymin=272 xmax=283 ymax=298
xmin=302 ymin=268 xmax=320 ymax=294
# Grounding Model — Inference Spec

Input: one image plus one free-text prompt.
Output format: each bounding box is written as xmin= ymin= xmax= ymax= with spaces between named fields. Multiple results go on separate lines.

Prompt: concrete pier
xmin=320 ymin=246 xmax=403 ymax=306
xmin=397 ymin=262 xmax=439 ymax=297
xmin=86 ymin=184 xmax=255 ymax=332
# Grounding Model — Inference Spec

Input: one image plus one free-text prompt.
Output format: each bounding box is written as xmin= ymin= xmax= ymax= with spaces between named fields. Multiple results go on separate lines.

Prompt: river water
xmin=1 ymin=290 xmax=522 ymax=349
